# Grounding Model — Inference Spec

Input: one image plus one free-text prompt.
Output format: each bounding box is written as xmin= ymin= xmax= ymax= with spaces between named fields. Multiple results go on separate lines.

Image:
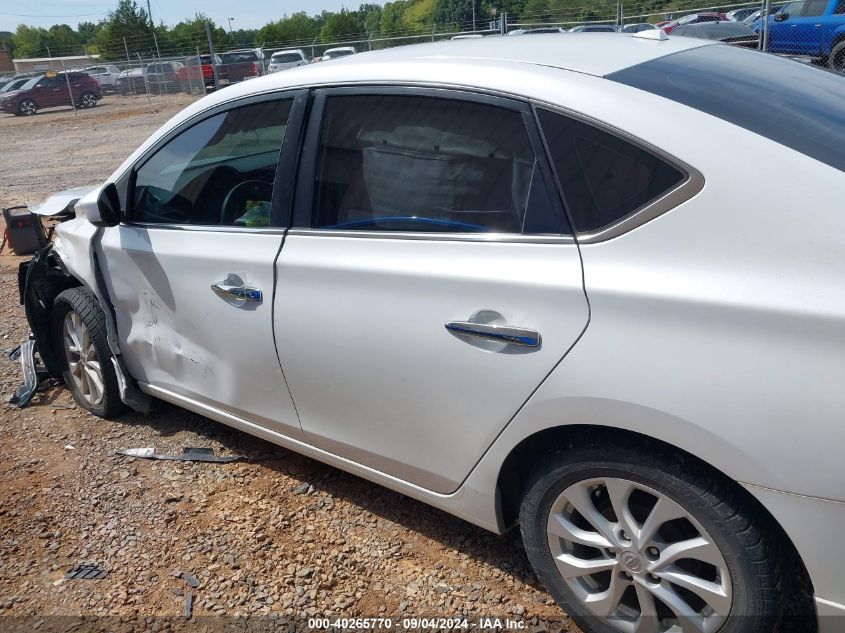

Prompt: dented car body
xmin=16 ymin=35 xmax=845 ymax=633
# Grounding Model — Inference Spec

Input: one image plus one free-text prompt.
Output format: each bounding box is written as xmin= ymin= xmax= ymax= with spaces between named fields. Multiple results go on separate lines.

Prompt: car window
xmin=132 ymin=99 xmax=293 ymax=227
xmin=608 ymin=45 xmax=845 ymax=172
xmin=836 ymin=0 xmax=845 ymax=13
xmin=801 ymin=0 xmax=828 ymax=14
xmin=312 ymin=94 xmax=561 ymax=234
xmin=273 ymin=53 xmax=303 ymax=63
xmin=783 ymin=1 xmax=806 ymax=14
xmin=537 ymin=109 xmax=685 ymax=234
xmin=222 ymin=52 xmax=257 ymax=63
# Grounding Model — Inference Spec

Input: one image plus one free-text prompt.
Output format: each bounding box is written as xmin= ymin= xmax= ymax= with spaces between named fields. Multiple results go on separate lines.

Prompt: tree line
xmin=9 ymin=0 xmax=678 ymax=60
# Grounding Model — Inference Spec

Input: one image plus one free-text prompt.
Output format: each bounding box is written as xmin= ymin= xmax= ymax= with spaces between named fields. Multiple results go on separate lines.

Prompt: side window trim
xmin=532 ymin=101 xmax=704 ymax=244
xmin=123 ymin=89 xmax=308 ymax=229
xmin=292 ymin=85 xmax=570 ymax=238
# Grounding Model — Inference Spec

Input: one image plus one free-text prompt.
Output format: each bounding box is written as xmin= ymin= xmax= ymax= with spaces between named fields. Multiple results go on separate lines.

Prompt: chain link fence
xmin=2 ymin=0 xmax=842 ymax=118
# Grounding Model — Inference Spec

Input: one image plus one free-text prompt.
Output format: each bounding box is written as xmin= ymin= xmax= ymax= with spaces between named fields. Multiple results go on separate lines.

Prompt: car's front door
xmin=34 ymin=76 xmax=65 ymax=108
xmin=770 ymin=0 xmax=808 ymax=53
xmin=98 ymin=92 xmax=307 ymax=437
xmin=274 ymin=88 xmax=590 ymax=493
xmin=789 ymin=0 xmax=830 ymax=55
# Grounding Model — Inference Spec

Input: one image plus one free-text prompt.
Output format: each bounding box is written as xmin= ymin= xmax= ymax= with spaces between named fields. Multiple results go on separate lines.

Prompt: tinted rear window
xmin=272 ymin=53 xmax=303 ymax=63
xmin=537 ymin=109 xmax=685 ymax=233
xmin=222 ymin=52 xmax=258 ymax=63
xmin=608 ymin=45 xmax=845 ymax=171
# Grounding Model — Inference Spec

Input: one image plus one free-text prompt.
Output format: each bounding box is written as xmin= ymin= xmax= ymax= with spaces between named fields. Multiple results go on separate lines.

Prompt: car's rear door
xmin=97 ymin=91 xmax=308 ymax=437
xmin=273 ymin=87 xmax=589 ymax=493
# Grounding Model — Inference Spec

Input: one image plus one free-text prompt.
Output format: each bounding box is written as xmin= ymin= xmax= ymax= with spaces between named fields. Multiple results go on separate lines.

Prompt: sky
xmin=0 ymin=0 xmax=358 ymax=33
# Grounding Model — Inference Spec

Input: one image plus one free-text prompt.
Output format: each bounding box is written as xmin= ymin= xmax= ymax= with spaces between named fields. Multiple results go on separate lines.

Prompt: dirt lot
xmin=0 ymin=95 xmax=575 ymax=630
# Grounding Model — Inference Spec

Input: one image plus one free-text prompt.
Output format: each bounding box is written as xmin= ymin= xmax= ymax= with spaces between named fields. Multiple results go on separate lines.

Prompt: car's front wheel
xmin=520 ymin=443 xmax=786 ymax=633
xmin=19 ymin=99 xmax=38 ymax=116
xmin=52 ymin=288 xmax=125 ymax=418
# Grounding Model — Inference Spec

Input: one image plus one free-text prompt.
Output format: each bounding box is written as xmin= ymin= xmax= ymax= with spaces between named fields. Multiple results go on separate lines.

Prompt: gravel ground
xmin=0 ymin=95 xmax=577 ymax=630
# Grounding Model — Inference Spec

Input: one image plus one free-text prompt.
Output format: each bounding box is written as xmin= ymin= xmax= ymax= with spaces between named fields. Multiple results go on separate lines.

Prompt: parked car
xmin=755 ymin=0 xmax=845 ymax=70
xmin=451 ymin=34 xmax=485 ymax=39
xmin=267 ymin=49 xmax=309 ymax=73
xmin=726 ymin=7 xmax=759 ymax=22
xmin=0 ymin=72 xmax=101 ymax=116
xmin=320 ymin=46 xmax=357 ymax=60
xmin=19 ymin=34 xmax=845 ymax=633
xmin=0 ymin=77 xmax=31 ymax=93
xmin=671 ymin=21 xmax=760 ymax=47
xmin=218 ymin=49 xmax=264 ymax=84
xmin=662 ymin=12 xmax=729 ymax=33
xmin=744 ymin=3 xmax=787 ymax=25
xmin=83 ymin=65 xmax=121 ymax=93
xmin=508 ymin=27 xmax=566 ymax=35
xmin=116 ymin=68 xmax=146 ymax=95
xmin=145 ymin=61 xmax=184 ymax=94
xmin=177 ymin=54 xmax=220 ymax=90
xmin=620 ymin=23 xmax=658 ymax=33
xmin=570 ymin=24 xmax=617 ymax=32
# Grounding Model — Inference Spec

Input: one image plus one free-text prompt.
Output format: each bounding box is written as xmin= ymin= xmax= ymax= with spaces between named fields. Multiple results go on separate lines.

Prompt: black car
xmin=671 ymin=21 xmax=760 ymax=47
xmin=116 ymin=68 xmax=147 ymax=95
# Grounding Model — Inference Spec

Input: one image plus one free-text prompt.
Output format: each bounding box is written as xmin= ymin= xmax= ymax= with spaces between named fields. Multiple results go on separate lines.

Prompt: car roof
xmin=322 ymin=33 xmax=710 ymax=76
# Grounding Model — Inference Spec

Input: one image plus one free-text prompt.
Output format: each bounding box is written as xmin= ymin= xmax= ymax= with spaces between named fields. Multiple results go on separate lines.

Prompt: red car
xmin=662 ymin=12 xmax=729 ymax=33
xmin=178 ymin=54 xmax=221 ymax=91
xmin=0 ymin=72 xmax=101 ymax=116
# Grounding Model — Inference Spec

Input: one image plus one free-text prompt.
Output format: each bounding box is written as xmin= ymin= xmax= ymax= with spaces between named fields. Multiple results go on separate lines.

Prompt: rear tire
xmin=78 ymin=91 xmax=97 ymax=108
xmin=519 ymin=443 xmax=787 ymax=633
xmin=829 ymin=41 xmax=845 ymax=73
xmin=52 ymin=288 xmax=126 ymax=418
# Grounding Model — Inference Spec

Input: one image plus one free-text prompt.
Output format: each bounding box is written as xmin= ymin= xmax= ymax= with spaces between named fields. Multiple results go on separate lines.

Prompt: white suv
xmin=83 ymin=65 xmax=121 ymax=93
xmin=267 ymin=49 xmax=308 ymax=73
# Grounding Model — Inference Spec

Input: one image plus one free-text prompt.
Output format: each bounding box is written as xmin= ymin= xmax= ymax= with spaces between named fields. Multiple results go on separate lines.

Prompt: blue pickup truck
xmin=755 ymin=0 xmax=845 ymax=70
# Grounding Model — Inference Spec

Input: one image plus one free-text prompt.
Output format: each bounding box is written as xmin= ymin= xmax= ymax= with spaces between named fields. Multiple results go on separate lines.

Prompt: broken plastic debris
xmin=65 ymin=563 xmax=107 ymax=580
xmin=116 ymin=446 xmax=242 ymax=463
xmin=8 ymin=340 xmax=52 ymax=408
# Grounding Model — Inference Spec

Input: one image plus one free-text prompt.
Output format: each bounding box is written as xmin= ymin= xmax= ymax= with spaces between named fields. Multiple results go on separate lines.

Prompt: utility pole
xmin=146 ymin=0 xmax=153 ymax=26
xmin=761 ymin=0 xmax=771 ymax=51
xmin=228 ymin=18 xmax=235 ymax=40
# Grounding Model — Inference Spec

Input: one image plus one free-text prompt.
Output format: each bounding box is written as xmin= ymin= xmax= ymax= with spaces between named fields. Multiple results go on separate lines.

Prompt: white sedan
xmin=17 ymin=33 xmax=845 ymax=633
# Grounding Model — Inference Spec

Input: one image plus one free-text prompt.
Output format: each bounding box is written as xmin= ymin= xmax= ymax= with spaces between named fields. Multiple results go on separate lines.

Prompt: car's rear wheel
xmin=19 ymin=99 xmax=38 ymax=116
xmin=520 ymin=443 xmax=786 ymax=633
xmin=79 ymin=91 xmax=98 ymax=108
xmin=52 ymin=288 xmax=125 ymax=418
xmin=829 ymin=41 xmax=845 ymax=73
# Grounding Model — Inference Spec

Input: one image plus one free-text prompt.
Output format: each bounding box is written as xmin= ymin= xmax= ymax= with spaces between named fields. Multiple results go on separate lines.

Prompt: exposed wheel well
xmin=496 ymin=424 xmax=816 ymax=627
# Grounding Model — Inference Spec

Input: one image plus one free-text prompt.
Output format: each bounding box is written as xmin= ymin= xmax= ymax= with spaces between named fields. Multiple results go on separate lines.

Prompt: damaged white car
xmin=15 ymin=34 xmax=845 ymax=633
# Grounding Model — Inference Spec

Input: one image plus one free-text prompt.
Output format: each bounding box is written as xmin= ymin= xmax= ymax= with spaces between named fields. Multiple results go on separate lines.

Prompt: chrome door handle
xmin=211 ymin=282 xmax=263 ymax=303
xmin=445 ymin=321 xmax=541 ymax=347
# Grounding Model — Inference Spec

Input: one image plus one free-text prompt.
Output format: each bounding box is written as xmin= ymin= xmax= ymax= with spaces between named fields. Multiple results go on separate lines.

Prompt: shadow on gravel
xmin=116 ymin=400 xmax=544 ymax=590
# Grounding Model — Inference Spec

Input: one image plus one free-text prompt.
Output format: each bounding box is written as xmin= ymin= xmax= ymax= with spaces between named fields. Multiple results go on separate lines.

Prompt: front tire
xmin=52 ymin=288 xmax=125 ymax=418
xmin=520 ymin=443 xmax=786 ymax=633
xmin=19 ymin=99 xmax=37 ymax=116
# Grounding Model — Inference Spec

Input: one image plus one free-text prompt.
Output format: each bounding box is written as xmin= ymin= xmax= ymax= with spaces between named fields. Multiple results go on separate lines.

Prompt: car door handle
xmin=445 ymin=321 xmax=541 ymax=347
xmin=211 ymin=282 xmax=262 ymax=302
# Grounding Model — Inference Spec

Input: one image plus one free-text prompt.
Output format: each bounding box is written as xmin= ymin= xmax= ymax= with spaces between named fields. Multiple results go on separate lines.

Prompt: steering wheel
xmin=137 ymin=186 xmax=193 ymax=224
xmin=221 ymin=180 xmax=274 ymax=224
xmin=326 ymin=216 xmax=489 ymax=232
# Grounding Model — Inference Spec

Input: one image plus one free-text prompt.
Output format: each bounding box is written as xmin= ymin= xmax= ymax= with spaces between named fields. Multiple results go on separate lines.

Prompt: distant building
xmin=0 ymin=50 xmax=13 ymax=73
xmin=13 ymin=55 xmax=100 ymax=72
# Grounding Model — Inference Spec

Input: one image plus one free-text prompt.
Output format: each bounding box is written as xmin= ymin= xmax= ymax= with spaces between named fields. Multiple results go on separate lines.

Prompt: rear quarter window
xmin=608 ymin=45 xmax=845 ymax=172
xmin=537 ymin=109 xmax=686 ymax=234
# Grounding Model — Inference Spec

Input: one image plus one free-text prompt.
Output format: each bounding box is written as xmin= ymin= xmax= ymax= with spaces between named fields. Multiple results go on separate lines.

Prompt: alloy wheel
xmin=547 ymin=477 xmax=732 ymax=633
xmin=62 ymin=311 xmax=105 ymax=407
xmin=80 ymin=93 xmax=97 ymax=108
xmin=20 ymin=100 xmax=37 ymax=116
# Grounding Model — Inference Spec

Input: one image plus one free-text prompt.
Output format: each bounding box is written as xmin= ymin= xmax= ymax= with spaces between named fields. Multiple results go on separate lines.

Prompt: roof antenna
xmin=633 ymin=29 xmax=669 ymax=41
